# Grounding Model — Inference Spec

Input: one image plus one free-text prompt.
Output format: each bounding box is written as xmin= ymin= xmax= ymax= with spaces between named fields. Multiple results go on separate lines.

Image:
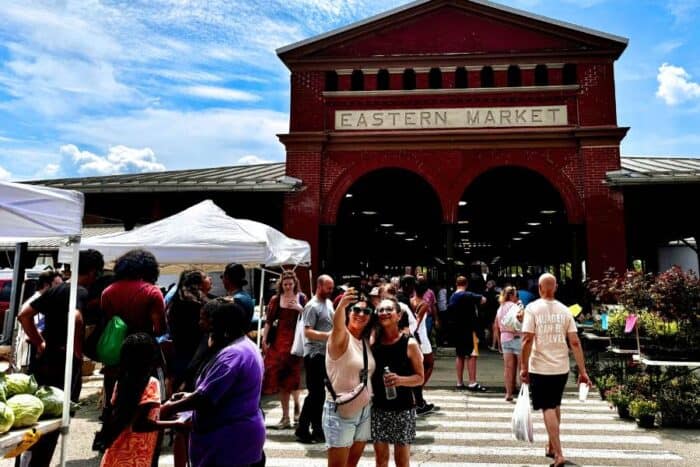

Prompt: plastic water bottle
xmin=384 ymin=366 xmax=397 ymax=400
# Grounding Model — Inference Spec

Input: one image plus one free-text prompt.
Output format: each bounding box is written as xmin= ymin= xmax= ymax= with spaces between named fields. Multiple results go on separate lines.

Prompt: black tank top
xmin=371 ymin=334 xmax=416 ymax=410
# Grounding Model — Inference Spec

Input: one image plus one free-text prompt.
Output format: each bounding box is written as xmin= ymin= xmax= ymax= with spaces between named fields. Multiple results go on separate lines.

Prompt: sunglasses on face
xmin=351 ymin=306 xmax=372 ymax=315
xmin=376 ymin=306 xmax=396 ymax=314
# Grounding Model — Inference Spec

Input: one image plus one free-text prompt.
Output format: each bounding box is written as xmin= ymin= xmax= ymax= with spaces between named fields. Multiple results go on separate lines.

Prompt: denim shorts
xmin=502 ymin=337 xmax=521 ymax=355
xmin=322 ymin=400 xmax=371 ymax=448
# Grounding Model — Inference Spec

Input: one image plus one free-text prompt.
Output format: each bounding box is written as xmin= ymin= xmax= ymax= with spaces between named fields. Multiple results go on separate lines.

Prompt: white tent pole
xmin=60 ymin=240 xmax=80 ymax=467
xmin=308 ymin=269 xmax=313 ymax=299
xmin=256 ymin=269 xmax=265 ymax=348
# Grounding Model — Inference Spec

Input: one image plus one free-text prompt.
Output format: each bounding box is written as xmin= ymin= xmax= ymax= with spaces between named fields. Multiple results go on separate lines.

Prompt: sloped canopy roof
xmin=0 ymin=181 xmax=84 ymax=242
xmin=607 ymin=157 xmax=700 ymax=186
xmin=278 ymin=0 xmax=628 ymax=65
xmin=60 ymin=200 xmax=310 ymax=266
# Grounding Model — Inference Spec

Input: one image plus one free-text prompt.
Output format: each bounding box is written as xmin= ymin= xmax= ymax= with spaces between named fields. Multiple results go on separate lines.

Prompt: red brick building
xmin=277 ymin=0 xmax=630 ymax=282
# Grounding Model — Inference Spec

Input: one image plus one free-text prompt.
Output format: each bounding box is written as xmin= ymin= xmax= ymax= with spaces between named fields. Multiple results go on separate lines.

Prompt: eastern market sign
xmin=335 ymin=105 xmax=568 ymax=130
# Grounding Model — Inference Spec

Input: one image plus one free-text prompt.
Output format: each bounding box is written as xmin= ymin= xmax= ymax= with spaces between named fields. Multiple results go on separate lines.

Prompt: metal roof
xmin=276 ymin=0 xmax=627 ymax=56
xmin=0 ymin=225 xmax=124 ymax=251
xmin=608 ymin=157 xmax=700 ymax=186
xmin=28 ymin=163 xmax=299 ymax=193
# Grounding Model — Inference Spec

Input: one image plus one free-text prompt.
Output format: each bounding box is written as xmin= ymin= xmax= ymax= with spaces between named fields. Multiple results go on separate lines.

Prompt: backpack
xmin=96 ymin=316 xmax=128 ymax=366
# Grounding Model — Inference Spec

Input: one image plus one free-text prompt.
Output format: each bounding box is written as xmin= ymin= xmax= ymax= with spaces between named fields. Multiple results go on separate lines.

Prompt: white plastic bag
xmin=290 ymin=313 xmax=306 ymax=357
xmin=512 ymin=383 xmax=534 ymax=442
xmin=501 ymin=304 xmax=523 ymax=332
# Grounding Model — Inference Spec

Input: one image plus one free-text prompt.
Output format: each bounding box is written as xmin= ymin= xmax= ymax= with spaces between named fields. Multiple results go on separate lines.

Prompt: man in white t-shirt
xmin=520 ymin=273 xmax=591 ymax=467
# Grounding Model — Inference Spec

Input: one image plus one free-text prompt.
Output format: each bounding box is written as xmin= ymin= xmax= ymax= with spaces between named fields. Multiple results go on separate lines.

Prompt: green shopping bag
xmin=96 ymin=316 xmax=128 ymax=366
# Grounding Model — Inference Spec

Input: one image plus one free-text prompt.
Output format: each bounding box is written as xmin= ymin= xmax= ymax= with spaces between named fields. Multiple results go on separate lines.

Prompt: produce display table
xmin=0 ymin=419 xmax=61 ymax=459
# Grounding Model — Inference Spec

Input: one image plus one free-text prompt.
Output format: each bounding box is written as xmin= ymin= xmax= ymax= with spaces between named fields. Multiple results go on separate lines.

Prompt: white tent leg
xmin=60 ymin=241 xmax=80 ymax=467
xmin=308 ymin=269 xmax=313 ymax=298
xmin=256 ymin=269 xmax=265 ymax=348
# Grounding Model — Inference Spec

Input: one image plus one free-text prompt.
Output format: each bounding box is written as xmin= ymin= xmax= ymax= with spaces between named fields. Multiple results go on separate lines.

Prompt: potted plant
xmin=606 ymin=385 xmax=633 ymax=419
xmin=629 ymin=398 xmax=658 ymax=428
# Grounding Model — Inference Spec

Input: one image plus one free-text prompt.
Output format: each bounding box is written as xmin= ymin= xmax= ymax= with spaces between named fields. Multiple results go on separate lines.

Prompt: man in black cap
xmin=222 ymin=263 xmax=254 ymax=323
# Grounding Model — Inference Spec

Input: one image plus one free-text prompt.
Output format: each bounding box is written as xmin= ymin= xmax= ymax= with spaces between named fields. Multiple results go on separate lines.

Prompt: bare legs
xmin=373 ymin=442 xmax=410 ymax=467
xmin=455 ymin=356 xmax=465 ymax=385
xmin=293 ymin=389 xmax=302 ymax=422
xmin=280 ymin=390 xmax=291 ymax=423
xmin=328 ymin=441 xmax=366 ymax=467
xmin=503 ymin=353 xmax=520 ymax=399
xmin=543 ymin=407 xmax=564 ymax=465
xmin=466 ymin=356 xmax=478 ymax=385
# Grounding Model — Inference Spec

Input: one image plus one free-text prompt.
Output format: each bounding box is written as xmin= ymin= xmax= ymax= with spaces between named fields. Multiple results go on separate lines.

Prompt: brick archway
xmin=321 ymin=156 xmax=447 ymax=225
xmin=446 ymin=159 xmax=584 ymax=225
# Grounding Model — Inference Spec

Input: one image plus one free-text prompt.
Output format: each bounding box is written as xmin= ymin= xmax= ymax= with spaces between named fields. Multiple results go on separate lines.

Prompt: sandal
xmin=466 ymin=383 xmax=487 ymax=392
xmin=270 ymin=417 xmax=292 ymax=430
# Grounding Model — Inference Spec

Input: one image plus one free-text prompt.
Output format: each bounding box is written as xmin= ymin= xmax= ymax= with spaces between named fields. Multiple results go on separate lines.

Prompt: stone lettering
xmin=335 ymin=106 xmax=567 ymax=130
xmin=405 ymin=111 xmax=417 ymax=126
xmin=500 ymin=110 xmax=511 ymax=124
xmin=466 ymin=110 xmax=480 ymax=125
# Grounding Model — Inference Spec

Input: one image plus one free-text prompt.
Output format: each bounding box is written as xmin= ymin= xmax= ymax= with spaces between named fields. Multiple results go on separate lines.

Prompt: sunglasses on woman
xmin=350 ymin=306 xmax=372 ymax=315
xmin=375 ymin=306 xmax=396 ymax=314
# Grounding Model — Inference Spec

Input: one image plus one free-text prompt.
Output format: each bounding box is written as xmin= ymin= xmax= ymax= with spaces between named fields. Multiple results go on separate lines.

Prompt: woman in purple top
xmin=161 ymin=297 xmax=265 ymax=467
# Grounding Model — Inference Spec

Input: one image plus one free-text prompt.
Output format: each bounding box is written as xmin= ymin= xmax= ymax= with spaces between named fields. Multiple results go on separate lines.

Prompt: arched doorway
xmin=456 ymin=167 xmax=583 ymax=299
xmin=323 ymin=168 xmax=443 ymax=278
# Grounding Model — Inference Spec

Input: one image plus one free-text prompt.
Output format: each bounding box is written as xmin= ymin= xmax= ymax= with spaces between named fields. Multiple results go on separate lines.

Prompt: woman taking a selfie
xmin=371 ymin=296 xmax=424 ymax=467
xmin=324 ymin=288 xmax=376 ymax=467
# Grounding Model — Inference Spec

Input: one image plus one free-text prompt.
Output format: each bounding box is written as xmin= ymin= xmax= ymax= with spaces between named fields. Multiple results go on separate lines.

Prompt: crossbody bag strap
xmin=324 ymin=337 xmax=369 ymax=403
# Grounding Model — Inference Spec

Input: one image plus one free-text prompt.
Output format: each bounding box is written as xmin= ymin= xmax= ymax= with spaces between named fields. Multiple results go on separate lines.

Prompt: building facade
xmin=277 ymin=0 xmax=630 ymax=280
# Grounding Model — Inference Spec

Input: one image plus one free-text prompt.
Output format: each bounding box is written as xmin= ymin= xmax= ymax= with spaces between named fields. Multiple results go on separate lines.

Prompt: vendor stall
xmin=0 ymin=181 xmax=84 ymax=466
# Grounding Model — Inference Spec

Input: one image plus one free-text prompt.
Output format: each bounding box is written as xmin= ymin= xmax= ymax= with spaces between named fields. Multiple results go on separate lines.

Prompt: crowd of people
xmin=12 ymin=248 xmax=591 ymax=467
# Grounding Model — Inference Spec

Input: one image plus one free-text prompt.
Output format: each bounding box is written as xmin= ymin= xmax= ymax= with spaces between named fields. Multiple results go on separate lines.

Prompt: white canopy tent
xmin=59 ymin=200 xmax=311 ymax=267
xmin=58 ymin=199 xmax=312 ymax=345
xmin=0 ymin=181 xmax=84 ymax=467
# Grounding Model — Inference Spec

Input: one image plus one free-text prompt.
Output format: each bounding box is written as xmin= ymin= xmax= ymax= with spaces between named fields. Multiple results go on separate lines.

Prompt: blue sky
xmin=0 ymin=0 xmax=699 ymax=181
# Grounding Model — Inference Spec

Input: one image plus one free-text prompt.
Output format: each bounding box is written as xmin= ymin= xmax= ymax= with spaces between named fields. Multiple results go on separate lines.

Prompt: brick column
xmin=581 ymin=146 xmax=627 ymax=278
xmin=415 ymin=67 xmax=429 ymax=89
xmin=521 ymin=64 xmax=536 ymax=86
xmin=389 ymin=68 xmax=403 ymax=90
xmin=548 ymin=63 xmax=564 ymax=86
xmin=336 ymin=69 xmax=352 ymax=91
xmin=466 ymin=66 xmax=481 ymax=88
xmin=362 ymin=68 xmax=378 ymax=91
xmin=441 ymin=67 xmax=456 ymax=88
xmin=493 ymin=65 xmax=508 ymax=87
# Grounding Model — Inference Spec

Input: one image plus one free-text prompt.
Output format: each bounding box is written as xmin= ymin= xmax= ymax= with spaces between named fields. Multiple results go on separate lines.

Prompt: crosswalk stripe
xmin=421 ymin=406 xmax=616 ymax=420
xmin=415 ymin=420 xmax=638 ymax=431
xmin=159 ymin=455 xmax=617 ymax=467
xmin=417 ymin=432 xmax=661 ymax=444
xmin=260 ymin=440 xmax=683 ymax=460
xmin=454 ymin=402 xmax=614 ymax=412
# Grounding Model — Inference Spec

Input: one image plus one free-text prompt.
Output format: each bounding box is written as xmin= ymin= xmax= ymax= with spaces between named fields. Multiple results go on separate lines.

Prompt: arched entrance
xmin=456 ymin=167 xmax=583 ymax=298
xmin=323 ymin=168 xmax=443 ymax=277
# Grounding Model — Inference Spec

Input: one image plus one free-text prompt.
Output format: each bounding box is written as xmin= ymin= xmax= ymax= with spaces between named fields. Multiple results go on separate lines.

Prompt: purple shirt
xmin=190 ymin=336 xmax=265 ymax=467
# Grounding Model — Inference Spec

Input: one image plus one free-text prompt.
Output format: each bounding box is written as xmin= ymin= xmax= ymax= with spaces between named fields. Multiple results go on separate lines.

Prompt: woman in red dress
xmin=262 ymin=271 xmax=306 ymax=428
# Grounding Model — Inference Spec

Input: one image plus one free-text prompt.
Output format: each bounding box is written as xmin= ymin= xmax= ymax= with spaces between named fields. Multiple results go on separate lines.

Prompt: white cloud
xmin=666 ymin=0 xmax=700 ymax=23
xmin=34 ymin=163 xmax=60 ymax=179
xmin=653 ymin=40 xmax=684 ymax=54
xmin=656 ymin=63 xmax=700 ymax=105
xmin=0 ymin=165 xmax=11 ymax=181
xmin=60 ymin=144 xmax=166 ymax=175
xmin=58 ymin=108 xmax=288 ymax=170
xmin=183 ymin=86 xmax=260 ymax=102
xmin=237 ymin=155 xmax=274 ymax=165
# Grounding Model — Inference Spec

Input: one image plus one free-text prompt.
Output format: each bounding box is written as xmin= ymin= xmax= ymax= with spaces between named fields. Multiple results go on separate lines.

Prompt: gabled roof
xmin=27 ymin=163 xmax=296 ymax=194
xmin=607 ymin=157 xmax=700 ymax=186
xmin=277 ymin=0 xmax=627 ymax=62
